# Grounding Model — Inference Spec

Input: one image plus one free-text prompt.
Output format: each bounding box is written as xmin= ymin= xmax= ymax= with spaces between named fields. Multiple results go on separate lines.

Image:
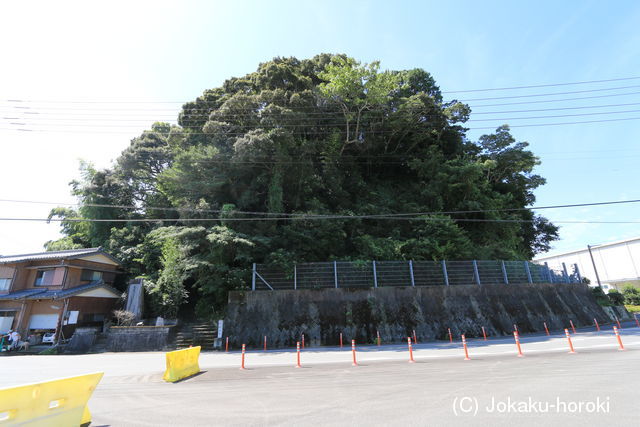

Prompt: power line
xmin=5 ymin=76 xmax=640 ymax=104
xmin=4 ymin=99 xmax=186 ymax=104
xmin=6 ymin=102 xmax=640 ymax=123
xmin=3 ymin=86 xmax=638 ymax=113
xmin=0 ymin=127 xmax=436 ymax=136
xmin=457 ymin=85 xmax=640 ymax=102
xmin=5 ymin=88 xmax=640 ymax=133
xmin=442 ymin=76 xmax=640 ymax=94
xmin=468 ymin=108 xmax=640 ymax=122
xmin=470 ymin=101 xmax=640 ymax=115
xmin=3 ymin=197 xmax=640 ymax=218
xmin=2 ymin=118 xmax=180 ymax=123
xmin=4 ymin=115 xmax=640 ymax=133
xmin=7 ymin=106 xmax=640 ymax=127
xmin=99 ymin=149 xmax=640 ymax=164
xmin=0 ymin=112 xmax=181 ymax=118
xmin=0 ymin=216 xmax=638 ymax=224
xmin=3 ymin=90 xmax=640 ymax=118
xmin=0 ymin=106 xmax=185 ymax=112
xmin=4 ymin=83 xmax=640 ymax=107
xmin=125 ymin=150 xmax=640 ymax=163
xmin=467 ymin=91 xmax=640 ymax=108
xmin=0 ymin=108 xmax=353 ymax=116
xmin=0 ymin=127 xmax=417 ymax=134
xmin=470 ymin=116 xmax=640 ymax=129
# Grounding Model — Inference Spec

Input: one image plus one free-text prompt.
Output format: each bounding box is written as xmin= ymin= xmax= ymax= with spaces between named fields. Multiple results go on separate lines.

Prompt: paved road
xmin=2 ymin=324 xmax=639 ymax=426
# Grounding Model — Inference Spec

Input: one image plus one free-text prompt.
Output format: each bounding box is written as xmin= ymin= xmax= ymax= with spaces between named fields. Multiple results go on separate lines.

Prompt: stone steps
xmin=173 ymin=322 xmax=217 ymax=349
xmin=91 ymin=334 xmax=108 ymax=353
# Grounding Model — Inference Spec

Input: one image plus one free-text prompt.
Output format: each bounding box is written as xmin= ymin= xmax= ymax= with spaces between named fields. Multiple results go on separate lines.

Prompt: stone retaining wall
xmin=65 ymin=327 xmax=100 ymax=353
xmin=225 ymin=283 xmax=611 ymax=348
xmin=106 ymin=325 xmax=175 ymax=352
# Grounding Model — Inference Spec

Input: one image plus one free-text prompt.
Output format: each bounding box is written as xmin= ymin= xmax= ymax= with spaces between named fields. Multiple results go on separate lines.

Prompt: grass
xmin=625 ymin=304 xmax=640 ymax=314
xmin=38 ymin=346 xmax=59 ymax=355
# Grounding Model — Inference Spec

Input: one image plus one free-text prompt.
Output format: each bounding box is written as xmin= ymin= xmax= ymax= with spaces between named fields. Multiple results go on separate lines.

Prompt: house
xmin=0 ymin=247 xmax=123 ymax=343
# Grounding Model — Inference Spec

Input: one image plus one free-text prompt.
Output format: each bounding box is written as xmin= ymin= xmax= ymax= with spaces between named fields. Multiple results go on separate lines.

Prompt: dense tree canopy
xmin=47 ymin=54 xmax=558 ymax=318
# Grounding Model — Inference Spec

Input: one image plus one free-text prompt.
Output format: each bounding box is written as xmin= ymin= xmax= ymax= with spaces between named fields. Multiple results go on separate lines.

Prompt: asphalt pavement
xmin=2 ymin=322 xmax=639 ymax=426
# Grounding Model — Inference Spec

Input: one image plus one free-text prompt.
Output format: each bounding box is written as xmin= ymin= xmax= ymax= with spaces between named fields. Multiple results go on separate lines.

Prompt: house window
xmin=0 ymin=278 xmax=11 ymax=291
xmin=81 ymin=270 xmax=102 ymax=281
xmin=82 ymin=313 xmax=105 ymax=323
xmin=34 ymin=269 xmax=55 ymax=286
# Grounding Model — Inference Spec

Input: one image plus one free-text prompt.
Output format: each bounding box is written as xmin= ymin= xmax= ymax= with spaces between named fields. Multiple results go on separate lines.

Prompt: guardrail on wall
xmin=251 ymin=260 xmax=581 ymax=290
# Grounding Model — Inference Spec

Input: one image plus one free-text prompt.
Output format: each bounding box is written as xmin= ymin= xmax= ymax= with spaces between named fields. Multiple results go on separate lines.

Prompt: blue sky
xmin=1 ymin=0 xmax=640 ymax=256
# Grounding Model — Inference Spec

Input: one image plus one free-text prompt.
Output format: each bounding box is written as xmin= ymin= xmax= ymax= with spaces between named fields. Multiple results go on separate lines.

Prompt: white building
xmin=535 ymin=236 xmax=640 ymax=292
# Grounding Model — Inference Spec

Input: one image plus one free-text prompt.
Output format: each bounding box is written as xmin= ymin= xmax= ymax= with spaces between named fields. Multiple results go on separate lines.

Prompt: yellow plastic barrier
xmin=0 ymin=372 xmax=103 ymax=427
xmin=163 ymin=346 xmax=201 ymax=382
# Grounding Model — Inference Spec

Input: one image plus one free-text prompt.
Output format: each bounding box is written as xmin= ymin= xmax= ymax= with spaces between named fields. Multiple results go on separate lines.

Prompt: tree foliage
xmin=607 ymin=289 xmax=625 ymax=305
xmin=621 ymin=284 xmax=640 ymax=305
xmin=590 ymin=285 xmax=610 ymax=306
xmin=47 ymin=54 xmax=558 ymax=318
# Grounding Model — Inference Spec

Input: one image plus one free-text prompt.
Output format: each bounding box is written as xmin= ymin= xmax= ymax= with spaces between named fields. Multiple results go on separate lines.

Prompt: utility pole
xmin=587 ymin=244 xmax=602 ymax=287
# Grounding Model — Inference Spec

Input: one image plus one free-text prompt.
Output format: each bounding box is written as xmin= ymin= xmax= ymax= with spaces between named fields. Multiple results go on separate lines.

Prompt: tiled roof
xmin=0 ymin=289 xmax=46 ymax=300
xmin=0 ymin=281 xmax=122 ymax=300
xmin=0 ymin=247 xmax=120 ymax=265
xmin=29 ymin=280 xmax=121 ymax=299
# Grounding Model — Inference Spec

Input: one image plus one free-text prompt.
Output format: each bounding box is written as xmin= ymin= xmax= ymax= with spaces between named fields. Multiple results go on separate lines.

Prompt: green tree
xmin=49 ymin=54 xmax=559 ymax=315
xmin=318 ymin=57 xmax=399 ymax=153
xmin=44 ymin=236 xmax=84 ymax=251
xmin=45 ymin=207 xmax=91 ymax=249
xmin=144 ymin=237 xmax=188 ymax=318
xmin=399 ymin=216 xmax=474 ymax=260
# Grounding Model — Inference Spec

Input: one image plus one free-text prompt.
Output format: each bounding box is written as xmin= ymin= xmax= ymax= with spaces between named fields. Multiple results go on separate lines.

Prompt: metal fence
xmin=251 ymin=260 xmax=581 ymax=290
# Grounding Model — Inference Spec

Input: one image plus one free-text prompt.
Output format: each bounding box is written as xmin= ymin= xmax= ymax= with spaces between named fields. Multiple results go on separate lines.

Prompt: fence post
xmin=472 ymin=260 xmax=481 ymax=285
xmin=334 ymin=261 xmax=338 ymax=288
xmin=501 ymin=261 xmax=509 ymax=284
xmin=294 ymin=264 xmax=297 ymax=290
xmin=252 ymin=263 xmax=256 ymax=291
xmin=372 ymin=261 xmax=378 ymax=288
xmin=442 ymin=260 xmax=449 ymax=286
xmin=524 ymin=261 xmax=533 ymax=284
xmin=409 ymin=260 xmax=415 ymax=287
xmin=545 ymin=262 xmax=553 ymax=283
xmin=562 ymin=262 xmax=570 ymax=283
xmin=574 ymin=263 xmax=582 ymax=283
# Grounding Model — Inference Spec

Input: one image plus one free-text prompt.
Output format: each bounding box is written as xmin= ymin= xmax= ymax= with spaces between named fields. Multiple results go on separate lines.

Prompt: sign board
xmin=217 ymin=320 xmax=224 ymax=338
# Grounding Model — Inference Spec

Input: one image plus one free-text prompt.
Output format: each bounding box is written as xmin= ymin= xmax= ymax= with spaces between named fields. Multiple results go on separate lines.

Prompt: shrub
xmin=590 ymin=286 xmax=610 ymax=306
xmin=607 ymin=289 xmax=625 ymax=305
xmin=621 ymin=284 xmax=640 ymax=305
xmin=113 ymin=310 xmax=136 ymax=326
